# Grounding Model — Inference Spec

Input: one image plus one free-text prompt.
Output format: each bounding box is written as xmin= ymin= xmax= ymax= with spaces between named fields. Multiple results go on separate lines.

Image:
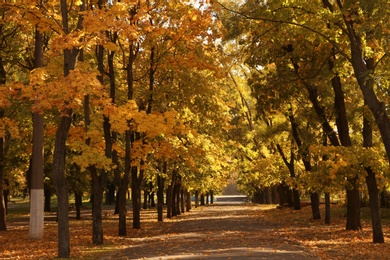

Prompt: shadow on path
xmin=103 ymin=203 xmax=319 ymax=260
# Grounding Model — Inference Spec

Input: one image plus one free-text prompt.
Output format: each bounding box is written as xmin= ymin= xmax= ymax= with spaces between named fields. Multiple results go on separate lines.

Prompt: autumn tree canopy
xmin=1 ymin=0 xmax=390 ymax=257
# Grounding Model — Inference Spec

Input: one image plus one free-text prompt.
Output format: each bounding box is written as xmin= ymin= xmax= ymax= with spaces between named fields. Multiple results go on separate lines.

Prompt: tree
xmin=217 ymin=0 xmax=390 ymax=234
xmin=29 ymin=22 xmax=45 ymax=239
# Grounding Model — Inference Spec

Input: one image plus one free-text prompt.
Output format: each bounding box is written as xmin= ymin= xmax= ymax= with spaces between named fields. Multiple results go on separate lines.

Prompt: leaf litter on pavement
xmin=1 ymin=204 xmax=390 ymax=259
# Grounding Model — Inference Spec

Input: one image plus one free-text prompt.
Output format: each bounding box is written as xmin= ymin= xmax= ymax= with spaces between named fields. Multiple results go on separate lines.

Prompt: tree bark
xmin=131 ymin=164 xmax=143 ymax=229
xmin=117 ymin=177 xmax=128 ymax=236
xmin=143 ymin=186 xmax=149 ymax=210
xmin=276 ymin=144 xmax=300 ymax=210
xmin=195 ymin=190 xmax=199 ymax=208
xmin=157 ymin=173 xmax=165 ymax=222
xmin=0 ymin=124 xmax=6 ymax=231
xmin=30 ymin=25 xmax=45 ymax=239
xmin=363 ymin=112 xmax=384 ymax=242
xmin=181 ymin=190 xmax=185 ymax=213
xmin=0 ymin=54 xmax=6 ymax=231
xmin=91 ymin=166 xmax=105 ymax=244
xmin=310 ymin=193 xmax=321 ymax=220
xmin=53 ymin=98 xmax=72 ymax=244
xmin=53 ymin=111 xmax=72 ymax=257
xmin=172 ymin=184 xmax=178 ymax=217
xmin=44 ymin=183 xmax=51 ymax=212
xmin=325 ymin=192 xmax=331 ymax=224
xmin=75 ymin=192 xmax=82 ymax=220
xmin=328 ymin=51 xmax=361 ymax=231
xmin=186 ymin=190 xmax=191 ymax=212
xmin=53 ymin=0 xmax=82 ymax=256
xmin=345 ymin=181 xmax=361 ymax=230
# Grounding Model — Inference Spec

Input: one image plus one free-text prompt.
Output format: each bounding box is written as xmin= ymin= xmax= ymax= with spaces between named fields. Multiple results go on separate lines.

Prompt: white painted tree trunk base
xmin=29 ymin=189 xmax=44 ymax=239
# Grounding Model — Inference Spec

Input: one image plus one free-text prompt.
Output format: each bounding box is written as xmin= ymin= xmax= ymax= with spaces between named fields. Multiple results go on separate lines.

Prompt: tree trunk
xmin=0 ymin=128 xmax=6 ymax=231
xmin=210 ymin=190 xmax=214 ymax=204
xmin=363 ymin=113 xmax=384 ymax=243
xmin=271 ymin=185 xmax=280 ymax=204
xmin=131 ymin=166 xmax=143 ymax=229
xmin=44 ymin=184 xmax=51 ymax=212
xmin=285 ymin=186 xmax=293 ymax=207
xmin=346 ymin=180 xmax=361 ymax=230
xmin=150 ymin=191 xmax=155 ymax=208
xmin=166 ymin=183 xmax=173 ymax=218
xmin=75 ymin=192 xmax=82 ymax=220
xmin=143 ymin=188 xmax=148 ymax=210
xmin=30 ymin=26 xmax=45 ymax=240
xmin=186 ymin=190 xmax=191 ymax=212
xmin=292 ymin=189 xmax=301 ymax=210
xmin=91 ymin=167 xmax=105 ymax=244
xmin=200 ymin=194 xmax=205 ymax=206
xmin=52 ymin=112 xmax=72 ymax=258
xmin=117 ymin=178 xmax=128 ymax=236
xmin=289 ymin=113 xmax=317 ymax=214
xmin=310 ymin=192 xmax=321 ymax=220
xmin=114 ymin=192 xmax=119 ymax=215
xmin=166 ymin=169 xmax=177 ymax=218
xmin=277 ymin=184 xmax=286 ymax=206
xmin=105 ymin=182 xmax=116 ymax=205
xmin=365 ymin=168 xmax=384 ymax=242
xmin=176 ymin=184 xmax=181 ymax=215
xmin=180 ymin=189 xmax=185 ymax=213
xmin=195 ymin=190 xmax=199 ymax=208
xmin=53 ymin=0 xmax=82 ymax=256
xmin=276 ymin=144 xmax=299 ymax=209
xmin=0 ymin=38 xmax=5 ymax=232
xmin=325 ymin=192 xmax=331 ymax=224
xmin=264 ymin=187 xmax=271 ymax=204
xmin=172 ymin=184 xmax=178 ymax=217
xmin=157 ymin=173 xmax=165 ymax=222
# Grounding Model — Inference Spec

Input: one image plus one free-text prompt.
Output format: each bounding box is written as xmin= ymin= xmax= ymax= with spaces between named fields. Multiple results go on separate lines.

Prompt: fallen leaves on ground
xmin=1 ymin=204 xmax=390 ymax=259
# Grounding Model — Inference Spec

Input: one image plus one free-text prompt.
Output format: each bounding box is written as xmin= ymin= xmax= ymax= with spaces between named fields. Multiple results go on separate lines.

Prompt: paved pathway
xmin=103 ymin=202 xmax=319 ymax=260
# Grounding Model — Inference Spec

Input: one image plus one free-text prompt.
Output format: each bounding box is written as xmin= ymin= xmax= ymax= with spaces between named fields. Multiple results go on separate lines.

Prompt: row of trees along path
xmin=2 ymin=0 xmax=390 ymax=258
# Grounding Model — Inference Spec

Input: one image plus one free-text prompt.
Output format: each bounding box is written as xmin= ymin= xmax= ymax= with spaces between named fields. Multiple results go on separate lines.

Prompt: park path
xmin=102 ymin=202 xmax=319 ymax=260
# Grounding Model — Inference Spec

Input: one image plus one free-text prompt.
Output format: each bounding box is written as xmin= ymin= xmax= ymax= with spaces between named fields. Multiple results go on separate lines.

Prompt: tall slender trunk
xmin=329 ymin=51 xmax=361 ymax=231
xmin=345 ymin=182 xmax=361 ymax=230
xmin=0 ymin=117 xmax=5 ymax=231
xmin=180 ymin=189 xmax=185 ymax=213
xmin=53 ymin=111 xmax=72 ymax=257
xmin=363 ymin=111 xmax=384 ymax=243
xmin=289 ymin=112 xmax=319 ymax=218
xmin=143 ymin=186 xmax=149 ymax=209
xmin=0 ymin=50 xmax=6 ymax=231
xmin=276 ymin=144 xmax=300 ymax=210
xmin=166 ymin=169 xmax=177 ymax=218
xmin=325 ymin=192 xmax=331 ymax=224
xmin=75 ymin=192 xmax=82 ymax=220
xmin=172 ymin=183 xmax=178 ymax=216
xmin=117 ymin=177 xmax=128 ymax=235
xmin=132 ymin=165 xmax=143 ymax=229
xmin=88 ymin=12 xmax=107 ymax=240
xmin=166 ymin=183 xmax=172 ymax=218
xmin=195 ymin=190 xmax=199 ymax=208
xmin=157 ymin=172 xmax=165 ymax=221
xmin=91 ymin=167 xmax=105 ymax=244
xmin=200 ymin=194 xmax=205 ymax=206
xmin=44 ymin=184 xmax=51 ymax=212
xmin=30 ymin=25 xmax=45 ymax=239
xmin=186 ymin=190 xmax=191 ymax=212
